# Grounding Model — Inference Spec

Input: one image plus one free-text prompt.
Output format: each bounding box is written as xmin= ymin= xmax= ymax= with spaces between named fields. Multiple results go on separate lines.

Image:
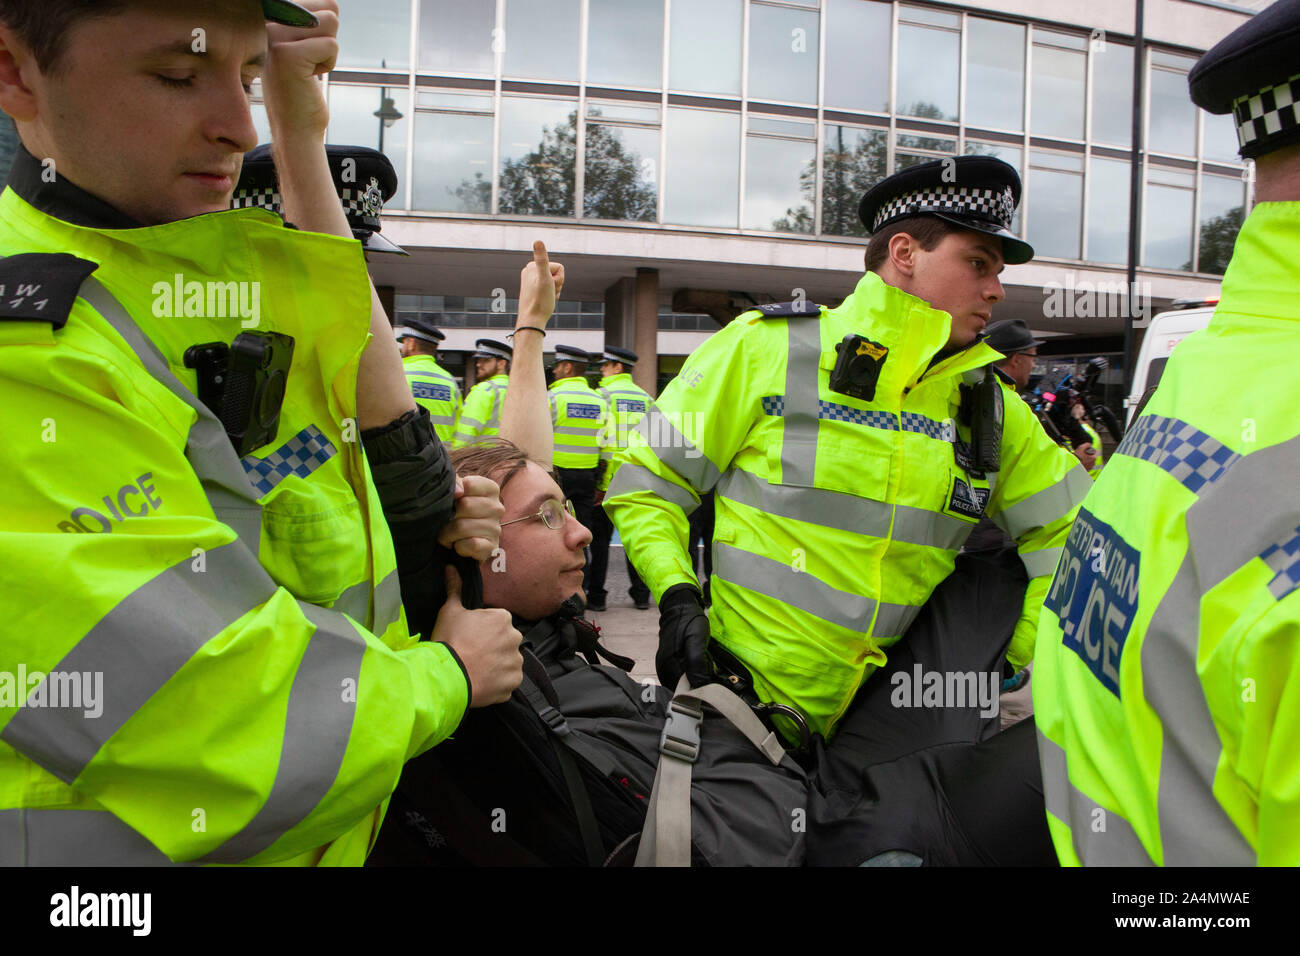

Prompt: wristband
xmin=509 ymin=326 xmax=546 ymax=339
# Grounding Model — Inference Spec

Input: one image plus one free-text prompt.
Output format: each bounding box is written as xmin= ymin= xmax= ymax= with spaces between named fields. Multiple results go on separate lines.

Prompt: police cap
xmin=231 ymin=144 xmax=408 ymax=255
xmin=601 ymin=346 xmax=638 ymax=367
xmin=474 ymin=339 xmax=513 ymax=361
xmin=984 ymin=319 xmax=1043 ymax=356
xmin=858 ymin=156 xmax=1033 ymax=265
xmin=395 ymin=316 xmax=445 ymax=346
xmin=1188 ymin=0 xmax=1300 ymax=160
xmin=553 ymin=344 xmax=591 ymax=366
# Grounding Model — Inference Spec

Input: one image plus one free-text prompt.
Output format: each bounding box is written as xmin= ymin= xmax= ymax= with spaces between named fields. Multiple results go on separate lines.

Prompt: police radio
xmin=956 ymin=366 xmax=1003 ymax=475
xmin=184 ymin=331 xmax=295 ymax=456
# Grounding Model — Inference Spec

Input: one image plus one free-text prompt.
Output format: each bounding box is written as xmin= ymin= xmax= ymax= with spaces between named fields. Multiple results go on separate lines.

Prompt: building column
xmin=374 ymin=284 xmax=397 ymax=326
xmin=633 ymin=268 xmax=659 ymax=397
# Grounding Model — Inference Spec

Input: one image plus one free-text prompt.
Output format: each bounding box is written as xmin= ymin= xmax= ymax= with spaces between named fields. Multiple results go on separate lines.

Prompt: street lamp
xmin=374 ymin=59 xmax=404 ymax=154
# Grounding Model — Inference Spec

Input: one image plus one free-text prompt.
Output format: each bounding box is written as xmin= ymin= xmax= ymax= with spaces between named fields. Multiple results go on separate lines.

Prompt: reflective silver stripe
xmin=554 ymin=443 xmax=600 ymax=456
xmin=716 ymin=542 xmax=885 ymax=633
xmin=373 ymin=568 xmax=403 ymax=633
xmin=871 ymin=601 xmax=922 ymax=639
xmin=607 ymin=461 xmax=699 ymax=516
xmin=555 ymin=425 xmax=602 ymax=436
xmin=634 ymin=407 xmax=722 ymax=491
xmin=1037 ymin=728 xmax=1154 ymax=865
xmin=426 ymin=414 xmax=456 ymax=427
xmin=1020 ymin=547 xmax=1064 ymax=579
xmin=778 ymin=317 xmax=823 ymax=487
xmin=1139 ymin=436 xmax=1299 ymax=866
xmin=716 ymin=467 xmax=970 ymax=551
xmin=999 ymin=466 xmax=1091 ymax=539
xmin=197 ymin=603 xmax=365 ymax=863
xmin=455 ymin=416 xmax=485 ymax=430
xmin=404 ymin=369 xmax=457 ymax=387
xmin=486 ymin=383 xmax=507 ymax=429
xmin=332 ymin=579 xmax=371 ymax=625
xmin=0 ymin=809 xmax=179 ymax=866
xmin=0 ymin=543 xmax=277 ymax=783
xmin=79 ymin=276 xmax=265 ymax=551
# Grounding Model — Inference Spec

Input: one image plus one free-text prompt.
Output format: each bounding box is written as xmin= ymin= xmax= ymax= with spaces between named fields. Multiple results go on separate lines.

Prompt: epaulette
xmin=749 ymin=300 xmax=823 ymax=319
xmin=0 ymin=253 xmax=99 ymax=330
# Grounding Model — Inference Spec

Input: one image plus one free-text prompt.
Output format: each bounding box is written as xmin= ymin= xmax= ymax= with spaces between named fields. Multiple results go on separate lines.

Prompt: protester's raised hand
xmin=433 ymin=567 xmax=523 ymax=707
xmin=437 ymin=474 xmax=505 ymax=563
xmin=517 ymin=240 xmax=565 ymax=331
xmin=262 ymin=0 xmax=339 ymax=139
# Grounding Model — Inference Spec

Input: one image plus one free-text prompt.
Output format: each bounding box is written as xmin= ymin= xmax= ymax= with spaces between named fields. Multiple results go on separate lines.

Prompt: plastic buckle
xmin=659 ymin=697 xmax=703 ymax=763
xmin=537 ymin=705 xmax=568 ymax=735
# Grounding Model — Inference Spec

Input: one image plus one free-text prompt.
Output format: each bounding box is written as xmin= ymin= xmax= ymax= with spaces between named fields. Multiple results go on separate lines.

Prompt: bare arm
xmin=261 ymin=0 xmax=414 ymax=431
xmin=499 ymin=240 xmax=564 ymax=468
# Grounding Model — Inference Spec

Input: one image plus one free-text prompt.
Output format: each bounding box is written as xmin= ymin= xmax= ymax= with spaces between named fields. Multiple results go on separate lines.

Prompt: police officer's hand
xmin=1073 ymin=443 xmax=1097 ymax=471
xmin=263 ymin=0 xmax=339 ymax=138
xmin=436 ymin=474 xmax=504 ymax=563
xmin=518 ymin=240 xmax=565 ymax=329
xmin=434 ymin=567 xmax=523 ymax=707
xmin=656 ymin=583 xmax=713 ymax=688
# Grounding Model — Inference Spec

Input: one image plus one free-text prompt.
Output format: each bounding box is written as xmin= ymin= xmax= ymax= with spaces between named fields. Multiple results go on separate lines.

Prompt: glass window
xmin=1090 ymin=42 xmax=1133 ymax=147
xmin=1197 ymin=174 xmax=1246 ymax=274
xmin=587 ymin=102 xmax=660 ymax=123
xmin=1027 ymin=151 xmax=1082 ymax=259
xmin=824 ymin=0 xmax=891 ymax=114
xmin=418 ymin=0 xmax=496 ymax=75
xmin=822 ymin=125 xmax=887 ymax=237
xmin=966 ymin=142 xmax=1023 ymax=233
xmin=327 ymin=85 xmax=411 ymax=207
xmin=418 ymin=91 xmax=492 ymax=110
xmin=1031 ymin=37 xmax=1085 ymax=140
xmin=1143 ymin=167 xmax=1194 ymax=269
xmin=588 ymin=0 xmax=663 ymax=88
xmin=1149 ymin=63 xmax=1197 ymax=156
xmin=669 ymin=0 xmax=741 ymax=95
xmin=896 ymin=132 xmax=956 ymax=153
xmin=900 ymin=5 xmax=958 ymax=28
xmin=412 ymin=111 xmax=494 ymax=212
xmin=1086 ymin=156 xmax=1131 ymax=264
xmin=250 ymin=86 xmax=271 ymax=145
xmin=966 ymin=18 xmax=1025 ymax=131
xmin=585 ymin=124 xmax=659 ymax=222
xmin=747 ymin=3 xmax=819 ymax=104
xmin=745 ymin=135 xmax=814 ymax=233
xmin=897 ymin=21 xmax=958 ymax=120
xmin=749 ymin=117 xmax=815 ymax=137
xmin=503 ymin=0 xmax=580 ymax=81
xmin=664 ymin=108 xmax=739 ymax=227
xmin=498 ymin=97 xmax=577 ymax=216
xmin=1201 ymin=109 xmax=1242 ymax=165
xmin=338 ymin=0 xmax=410 ymax=70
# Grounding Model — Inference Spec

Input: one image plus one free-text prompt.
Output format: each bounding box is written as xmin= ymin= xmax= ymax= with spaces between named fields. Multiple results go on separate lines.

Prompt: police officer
xmin=1034 ymin=0 xmax=1300 ymax=866
xmin=548 ymin=344 xmax=608 ymax=599
xmin=0 ymin=0 xmax=522 ymax=866
xmin=587 ymin=346 xmax=654 ymax=611
xmin=605 ymin=155 xmax=1092 ymax=743
xmin=985 ymin=318 xmax=1097 ymax=472
xmin=394 ymin=318 xmax=462 ymax=443
xmin=451 ymin=339 xmax=512 ymax=447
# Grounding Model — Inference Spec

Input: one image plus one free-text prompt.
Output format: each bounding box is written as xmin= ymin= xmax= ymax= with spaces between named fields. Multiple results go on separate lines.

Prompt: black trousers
xmin=806 ymin=546 xmax=1057 ymax=866
xmin=587 ymin=504 xmax=649 ymax=604
xmin=554 ymin=466 xmax=599 ymax=595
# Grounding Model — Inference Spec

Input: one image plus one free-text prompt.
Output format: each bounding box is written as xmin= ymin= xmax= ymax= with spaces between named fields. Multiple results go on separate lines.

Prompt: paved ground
xmin=584 ymin=545 xmax=669 ymax=685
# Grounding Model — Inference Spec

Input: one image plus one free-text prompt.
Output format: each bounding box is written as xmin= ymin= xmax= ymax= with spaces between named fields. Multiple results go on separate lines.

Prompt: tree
xmin=463 ymin=109 xmax=657 ymax=220
xmin=1190 ymin=205 xmax=1244 ymax=275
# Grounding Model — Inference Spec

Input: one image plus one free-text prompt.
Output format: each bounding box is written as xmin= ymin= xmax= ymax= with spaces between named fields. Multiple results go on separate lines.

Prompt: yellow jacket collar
xmin=1216 ymin=201 xmax=1300 ymax=324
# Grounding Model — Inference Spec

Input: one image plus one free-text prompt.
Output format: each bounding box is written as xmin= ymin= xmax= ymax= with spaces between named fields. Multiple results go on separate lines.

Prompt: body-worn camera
xmin=184 ymin=331 xmax=295 ymax=456
xmin=829 ymin=333 xmax=890 ymax=402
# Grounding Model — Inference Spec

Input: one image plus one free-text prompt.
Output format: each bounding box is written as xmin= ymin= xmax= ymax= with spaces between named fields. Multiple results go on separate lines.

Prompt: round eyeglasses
xmin=500 ymin=498 xmax=577 ymax=531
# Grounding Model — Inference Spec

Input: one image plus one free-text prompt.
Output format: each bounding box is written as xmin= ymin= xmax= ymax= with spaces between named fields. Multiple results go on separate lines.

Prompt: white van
xmin=1125 ymin=299 xmax=1219 ymax=426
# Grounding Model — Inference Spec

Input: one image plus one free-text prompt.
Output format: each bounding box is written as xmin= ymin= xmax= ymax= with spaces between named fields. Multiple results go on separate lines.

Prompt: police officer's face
xmin=480 ymin=461 xmax=593 ymax=621
xmin=2 ymin=0 xmax=264 ymax=225
xmin=910 ymin=232 xmax=1007 ymax=350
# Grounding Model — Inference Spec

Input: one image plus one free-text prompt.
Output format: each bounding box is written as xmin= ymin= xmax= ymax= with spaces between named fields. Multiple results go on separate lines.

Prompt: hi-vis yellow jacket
xmin=1034 ymin=201 xmax=1300 ymax=866
xmin=450 ymin=373 xmax=508 ymax=447
xmin=548 ymin=376 xmax=607 ymax=470
xmin=597 ymin=372 xmax=655 ymax=492
xmin=606 ymin=272 xmax=1091 ymax=739
xmin=0 ymin=186 xmax=468 ymax=865
xmin=402 ymin=353 xmax=461 ymax=442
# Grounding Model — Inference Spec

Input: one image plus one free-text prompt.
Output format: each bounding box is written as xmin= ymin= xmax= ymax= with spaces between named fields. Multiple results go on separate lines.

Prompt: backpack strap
xmin=635 ymin=677 xmax=789 ymax=867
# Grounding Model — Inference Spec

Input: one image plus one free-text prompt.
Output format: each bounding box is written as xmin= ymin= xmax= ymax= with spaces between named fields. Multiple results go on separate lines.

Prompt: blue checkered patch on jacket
xmin=1261 ymin=527 xmax=1300 ymax=602
xmin=1115 ymin=414 xmax=1240 ymax=494
xmin=242 ymin=425 xmax=339 ymax=497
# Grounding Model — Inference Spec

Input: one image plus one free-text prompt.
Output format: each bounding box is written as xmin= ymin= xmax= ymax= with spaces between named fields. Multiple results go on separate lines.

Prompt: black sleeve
xmin=360 ymin=406 xmax=484 ymax=637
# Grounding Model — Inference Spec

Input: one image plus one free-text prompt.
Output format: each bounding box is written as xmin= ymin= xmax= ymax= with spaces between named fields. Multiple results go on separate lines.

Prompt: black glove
xmin=656 ymin=583 xmax=713 ymax=688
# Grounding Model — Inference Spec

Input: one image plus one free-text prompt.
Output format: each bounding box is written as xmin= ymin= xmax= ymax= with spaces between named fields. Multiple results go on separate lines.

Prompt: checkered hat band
xmin=873 ymin=185 xmax=1014 ymax=233
xmin=341 ymin=177 xmax=384 ymax=225
xmin=1232 ymin=72 xmax=1300 ymax=150
xmin=231 ymin=187 xmax=283 ymax=215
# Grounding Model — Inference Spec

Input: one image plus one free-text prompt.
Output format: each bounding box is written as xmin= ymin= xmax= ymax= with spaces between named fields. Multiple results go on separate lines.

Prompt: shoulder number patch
xmin=0 ymin=253 xmax=99 ymax=329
